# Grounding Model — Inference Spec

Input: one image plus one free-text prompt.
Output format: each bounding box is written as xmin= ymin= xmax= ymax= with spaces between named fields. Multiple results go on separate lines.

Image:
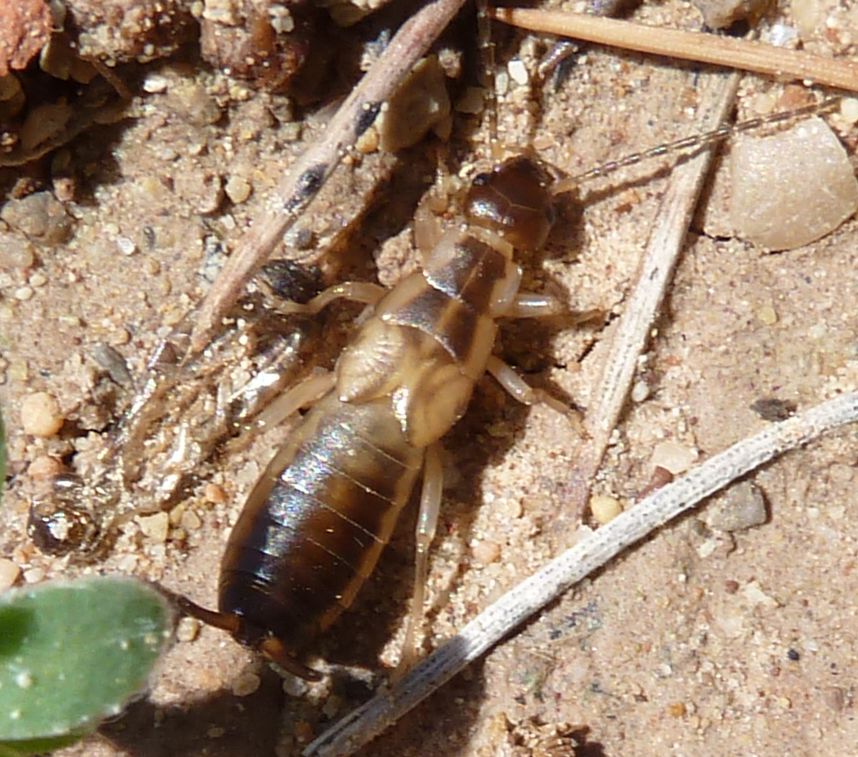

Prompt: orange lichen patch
xmin=0 ymin=0 xmax=52 ymax=76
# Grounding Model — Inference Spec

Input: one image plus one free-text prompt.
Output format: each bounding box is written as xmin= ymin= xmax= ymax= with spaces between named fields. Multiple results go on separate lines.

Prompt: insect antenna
xmin=553 ymin=95 xmax=841 ymax=195
xmin=476 ymin=0 xmax=499 ymax=158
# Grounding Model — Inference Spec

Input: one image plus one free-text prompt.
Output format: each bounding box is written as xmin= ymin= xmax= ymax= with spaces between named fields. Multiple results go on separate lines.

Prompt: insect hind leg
xmin=396 ymin=443 xmax=444 ymax=676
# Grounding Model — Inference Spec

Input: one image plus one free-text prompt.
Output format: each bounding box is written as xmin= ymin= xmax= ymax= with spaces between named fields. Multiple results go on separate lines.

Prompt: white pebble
xmin=507 ymin=59 xmax=529 ymax=86
xmin=730 ymin=116 xmax=858 ymax=250
xmin=225 ymin=175 xmax=252 ymax=204
xmin=116 ymin=236 xmax=137 ymax=256
xmin=28 ymin=271 xmax=47 ymax=287
xmin=839 ymin=98 xmax=858 ymax=125
xmin=142 ymin=74 xmax=170 ymax=93
xmin=137 ymin=512 xmax=170 ymax=542
xmin=472 ymin=539 xmax=501 ymax=565
xmin=590 ymin=494 xmax=622 ymax=524
xmin=651 ymin=441 xmax=698 ymax=475
xmin=23 ymin=567 xmax=45 ymax=583
xmin=20 ymin=391 xmax=64 ymax=437
xmin=176 ymin=616 xmax=201 ymax=642
xmin=0 ymin=558 xmax=21 ymax=591
xmin=631 ymin=379 xmax=650 ymax=403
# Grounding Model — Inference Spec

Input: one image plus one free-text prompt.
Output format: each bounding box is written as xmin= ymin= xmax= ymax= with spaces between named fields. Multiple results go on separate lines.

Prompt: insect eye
xmin=472 ymin=172 xmax=491 ymax=187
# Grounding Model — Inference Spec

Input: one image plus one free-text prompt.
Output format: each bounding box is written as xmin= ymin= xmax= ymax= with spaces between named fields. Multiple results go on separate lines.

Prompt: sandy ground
xmin=1 ymin=1 xmax=857 ymax=756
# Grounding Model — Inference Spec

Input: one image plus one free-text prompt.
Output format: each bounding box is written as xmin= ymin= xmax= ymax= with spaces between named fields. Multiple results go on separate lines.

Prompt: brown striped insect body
xmin=181 ymin=155 xmax=565 ymax=679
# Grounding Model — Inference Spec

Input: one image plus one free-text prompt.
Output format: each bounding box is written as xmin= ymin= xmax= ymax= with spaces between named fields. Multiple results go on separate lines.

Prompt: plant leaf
xmin=0 ymin=576 xmax=173 ymax=752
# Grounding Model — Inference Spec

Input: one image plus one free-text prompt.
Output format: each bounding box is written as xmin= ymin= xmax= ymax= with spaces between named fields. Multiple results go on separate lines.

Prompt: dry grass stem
xmin=491 ymin=8 xmax=858 ymax=93
xmin=567 ymin=70 xmax=741 ymax=511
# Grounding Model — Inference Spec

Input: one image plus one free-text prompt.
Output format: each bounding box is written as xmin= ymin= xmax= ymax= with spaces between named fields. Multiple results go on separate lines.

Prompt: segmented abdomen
xmin=219 ymin=393 xmax=422 ymax=649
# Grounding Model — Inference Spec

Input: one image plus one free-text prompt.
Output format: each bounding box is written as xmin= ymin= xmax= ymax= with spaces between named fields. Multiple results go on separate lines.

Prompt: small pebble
xmin=27 ymin=455 xmax=63 ymax=480
xmin=472 ymin=539 xmax=501 ymax=565
xmin=282 ymin=675 xmax=309 ymax=698
xmin=0 ymin=191 xmax=72 ymax=243
xmin=137 ymin=512 xmax=170 ymax=543
xmin=28 ymin=271 xmax=47 ymax=287
xmin=507 ymin=59 xmax=529 ymax=86
xmin=14 ymin=286 xmax=33 ymax=301
xmin=705 ymin=481 xmax=767 ymax=532
xmin=180 ymin=509 xmax=202 ymax=531
xmin=204 ymin=483 xmax=227 ymax=504
xmin=0 ymin=558 xmax=21 ymax=591
xmin=143 ymin=73 xmax=170 ymax=93
xmin=231 ymin=671 xmax=261 ymax=697
xmin=742 ymin=580 xmax=778 ymax=608
xmin=116 ymin=236 xmax=137 ymax=256
xmin=840 ymin=98 xmax=858 ymax=125
xmin=23 ymin=567 xmax=45 ymax=583
xmin=225 ymin=175 xmax=252 ymax=204
xmin=631 ymin=379 xmax=650 ymax=403
xmin=20 ymin=391 xmax=64 ymax=437
xmin=757 ymin=304 xmax=778 ymax=325
xmin=651 ymin=440 xmax=698 ymax=475
xmin=169 ymin=503 xmax=185 ymax=526
xmin=730 ymin=117 xmax=858 ymax=250
xmin=176 ymin=616 xmax=201 ymax=643
xmin=0 ymin=234 xmax=35 ymax=269
xmin=590 ymin=494 xmax=622 ymax=524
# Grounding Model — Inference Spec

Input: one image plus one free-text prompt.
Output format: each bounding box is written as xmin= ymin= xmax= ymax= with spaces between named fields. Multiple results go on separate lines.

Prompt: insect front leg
xmin=251 ymin=371 xmax=336 ymax=431
xmin=272 ymin=281 xmax=385 ymax=315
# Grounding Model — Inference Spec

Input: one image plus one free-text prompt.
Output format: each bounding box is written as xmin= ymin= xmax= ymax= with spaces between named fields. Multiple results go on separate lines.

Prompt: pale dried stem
xmin=304 ymin=390 xmax=858 ymax=756
xmin=492 ymin=8 xmax=858 ymax=93
xmin=566 ymin=70 xmax=741 ymax=511
xmin=188 ymin=0 xmax=469 ymax=353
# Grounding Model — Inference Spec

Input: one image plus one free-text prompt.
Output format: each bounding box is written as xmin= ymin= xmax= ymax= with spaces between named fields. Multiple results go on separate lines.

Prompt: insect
xmin=167 ymin=0 xmax=850 ymax=686
xmin=178 ymin=151 xmax=580 ymax=680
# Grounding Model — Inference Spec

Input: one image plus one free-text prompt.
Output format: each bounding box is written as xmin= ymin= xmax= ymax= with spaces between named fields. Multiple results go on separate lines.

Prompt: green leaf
xmin=0 ymin=731 xmax=89 ymax=756
xmin=0 ymin=577 xmax=174 ymax=753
